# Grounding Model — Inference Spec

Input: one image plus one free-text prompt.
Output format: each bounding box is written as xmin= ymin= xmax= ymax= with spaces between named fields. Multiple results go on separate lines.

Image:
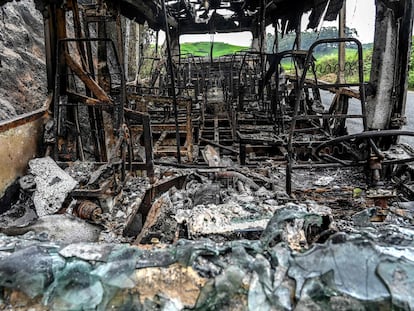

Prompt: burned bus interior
xmin=0 ymin=0 xmax=413 ymax=309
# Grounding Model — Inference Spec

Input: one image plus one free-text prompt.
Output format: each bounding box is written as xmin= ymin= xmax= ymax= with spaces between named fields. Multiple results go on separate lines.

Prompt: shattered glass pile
xmin=0 ymin=209 xmax=413 ymax=310
xmin=1 ymin=159 xmax=414 ymax=310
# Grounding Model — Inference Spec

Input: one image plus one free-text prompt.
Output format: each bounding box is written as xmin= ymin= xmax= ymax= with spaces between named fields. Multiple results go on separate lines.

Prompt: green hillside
xmin=180 ymin=42 xmax=249 ymax=58
xmin=180 ymin=40 xmax=414 ymax=89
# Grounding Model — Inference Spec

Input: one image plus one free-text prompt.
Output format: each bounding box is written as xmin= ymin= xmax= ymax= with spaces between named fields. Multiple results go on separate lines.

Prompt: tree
xmin=266 ymin=26 xmax=359 ymax=53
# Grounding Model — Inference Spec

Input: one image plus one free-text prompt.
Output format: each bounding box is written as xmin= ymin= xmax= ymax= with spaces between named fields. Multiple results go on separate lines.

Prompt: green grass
xmin=313 ymin=45 xmax=414 ymax=89
xmin=178 ymin=40 xmax=414 ymax=89
xmin=409 ymin=39 xmax=414 ymax=90
xmin=180 ymin=42 xmax=249 ymax=58
xmin=311 ymin=40 xmax=412 ymax=88
xmin=279 ymin=48 xmax=372 ymax=83
xmin=313 ymin=48 xmax=372 ymax=83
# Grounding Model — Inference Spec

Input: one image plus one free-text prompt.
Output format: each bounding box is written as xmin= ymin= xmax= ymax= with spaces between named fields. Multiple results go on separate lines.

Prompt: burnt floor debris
xmin=0 ymin=0 xmax=414 ymax=310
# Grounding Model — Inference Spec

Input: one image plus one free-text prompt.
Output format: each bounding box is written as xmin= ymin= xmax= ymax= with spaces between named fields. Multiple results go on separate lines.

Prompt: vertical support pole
xmin=143 ymin=114 xmax=155 ymax=183
xmin=259 ymin=0 xmax=266 ymax=105
xmin=295 ymin=22 xmax=301 ymax=50
xmin=258 ymin=0 xmax=265 ymax=54
xmin=97 ymin=15 xmax=110 ymax=93
xmin=83 ymin=14 xmax=105 ymax=162
xmin=42 ymin=4 xmax=56 ymax=92
xmin=273 ymin=23 xmax=279 ymax=53
xmin=56 ymin=6 xmax=67 ymax=94
xmin=52 ymin=5 xmax=68 ymax=161
xmin=240 ymin=143 xmax=246 ymax=165
xmin=338 ymin=0 xmax=346 ymax=84
xmin=68 ymin=0 xmax=87 ymax=161
xmin=116 ymin=11 xmax=125 ymax=132
xmin=367 ymin=0 xmax=399 ymax=130
xmin=124 ymin=18 xmax=130 ymax=81
xmin=286 ymin=156 xmax=292 ymax=195
xmin=394 ymin=0 xmax=414 ymax=124
xmin=135 ymin=23 xmax=142 ymax=88
xmin=95 ymin=0 xmax=110 ymax=162
xmin=162 ymin=0 xmax=182 ymax=163
xmin=186 ymin=99 xmax=193 ymax=162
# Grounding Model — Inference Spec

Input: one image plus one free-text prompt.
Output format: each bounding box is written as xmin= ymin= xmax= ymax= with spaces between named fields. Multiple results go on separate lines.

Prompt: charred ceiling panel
xmin=0 ymin=0 xmax=172 ymax=31
xmin=1 ymin=1 xmax=414 ymax=310
xmin=324 ymin=0 xmax=345 ymax=21
xmin=105 ymin=0 xmax=176 ymax=30
xmin=174 ymin=0 xmax=345 ymax=35
xmin=307 ymin=0 xmax=344 ymax=29
xmin=0 ymin=0 xmax=345 ymax=35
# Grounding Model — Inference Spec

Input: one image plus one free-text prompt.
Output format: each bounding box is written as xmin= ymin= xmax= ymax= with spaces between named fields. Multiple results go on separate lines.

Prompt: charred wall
xmin=367 ymin=0 xmax=414 ymax=130
xmin=0 ymin=0 xmax=47 ymax=120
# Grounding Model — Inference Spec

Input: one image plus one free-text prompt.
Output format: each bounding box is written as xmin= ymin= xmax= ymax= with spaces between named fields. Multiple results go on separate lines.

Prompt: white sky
xmin=320 ymin=0 xmax=376 ymax=43
xmin=159 ymin=0 xmax=376 ymax=46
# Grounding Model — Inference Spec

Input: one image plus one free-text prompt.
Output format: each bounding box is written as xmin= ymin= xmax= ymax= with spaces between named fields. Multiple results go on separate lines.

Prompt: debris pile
xmin=0 ymin=202 xmax=413 ymax=310
xmin=0 ymin=0 xmax=413 ymax=309
xmin=0 ymin=153 xmax=413 ymax=309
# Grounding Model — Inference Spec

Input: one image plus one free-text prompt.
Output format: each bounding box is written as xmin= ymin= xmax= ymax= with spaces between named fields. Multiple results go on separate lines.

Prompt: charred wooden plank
xmin=199 ymin=137 xmax=239 ymax=155
xmin=64 ymin=52 xmax=112 ymax=103
xmin=128 ymin=94 xmax=192 ymax=106
xmin=124 ymin=175 xmax=187 ymax=238
xmin=123 ymin=108 xmax=154 ymax=180
xmin=67 ymin=91 xmax=110 ymax=106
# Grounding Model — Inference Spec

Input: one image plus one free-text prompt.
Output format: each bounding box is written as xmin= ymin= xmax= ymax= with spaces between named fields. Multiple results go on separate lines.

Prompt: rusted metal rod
xmin=64 ymin=52 xmax=112 ymax=103
xmin=162 ymin=0 xmax=181 ymax=163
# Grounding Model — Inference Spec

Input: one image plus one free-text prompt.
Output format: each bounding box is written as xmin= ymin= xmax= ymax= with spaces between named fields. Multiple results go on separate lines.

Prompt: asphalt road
xmin=320 ymin=90 xmax=414 ymax=145
xmin=402 ymin=91 xmax=414 ymax=143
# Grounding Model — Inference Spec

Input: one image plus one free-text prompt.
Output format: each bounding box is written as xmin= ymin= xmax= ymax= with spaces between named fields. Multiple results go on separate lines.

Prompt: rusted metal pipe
xmin=73 ymin=200 xmax=103 ymax=222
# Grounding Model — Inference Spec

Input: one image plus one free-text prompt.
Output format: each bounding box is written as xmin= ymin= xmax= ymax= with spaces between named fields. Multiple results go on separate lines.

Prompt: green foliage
xmin=313 ymin=48 xmax=373 ymax=83
xmin=267 ymin=26 xmax=359 ymax=53
xmin=180 ymin=42 xmax=249 ymax=58
xmin=310 ymin=38 xmax=413 ymax=88
xmin=177 ymin=36 xmax=414 ymax=90
xmin=409 ymin=38 xmax=414 ymax=90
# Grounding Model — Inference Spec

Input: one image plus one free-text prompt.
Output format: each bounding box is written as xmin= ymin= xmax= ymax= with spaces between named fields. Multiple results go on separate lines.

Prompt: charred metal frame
xmin=0 ymin=0 xmax=413 ymax=218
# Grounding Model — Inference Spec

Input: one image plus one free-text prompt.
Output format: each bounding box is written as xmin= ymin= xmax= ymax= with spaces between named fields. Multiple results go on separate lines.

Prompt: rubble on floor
xmin=0 ymin=154 xmax=413 ymax=310
xmin=0 ymin=210 xmax=413 ymax=310
xmin=29 ymin=157 xmax=78 ymax=217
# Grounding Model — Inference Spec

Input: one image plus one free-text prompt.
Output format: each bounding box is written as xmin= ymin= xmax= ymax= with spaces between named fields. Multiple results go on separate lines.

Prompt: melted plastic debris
xmin=0 ymin=205 xmax=412 ymax=310
xmin=288 ymin=234 xmax=390 ymax=301
xmin=0 ymin=245 xmax=65 ymax=298
xmin=91 ymin=247 xmax=141 ymax=289
xmin=1 ymin=161 xmax=414 ymax=310
xmin=377 ymin=257 xmax=414 ymax=310
xmin=44 ymin=260 xmax=104 ymax=310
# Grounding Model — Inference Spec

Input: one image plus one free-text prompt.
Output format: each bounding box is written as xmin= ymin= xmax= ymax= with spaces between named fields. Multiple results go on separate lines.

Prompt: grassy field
xmin=314 ymin=48 xmax=373 ymax=83
xmin=278 ymin=48 xmax=372 ymax=84
xmin=180 ymin=42 xmax=249 ymax=58
xmin=180 ymin=41 xmax=414 ymax=89
xmin=410 ymin=39 xmax=414 ymax=90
